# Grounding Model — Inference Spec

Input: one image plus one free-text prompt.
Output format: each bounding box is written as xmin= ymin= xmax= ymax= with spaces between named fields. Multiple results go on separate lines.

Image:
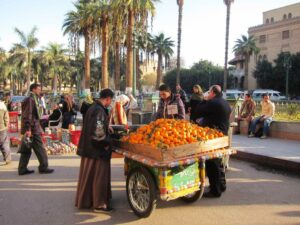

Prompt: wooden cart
xmin=113 ymin=137 xmax=236 ymax=218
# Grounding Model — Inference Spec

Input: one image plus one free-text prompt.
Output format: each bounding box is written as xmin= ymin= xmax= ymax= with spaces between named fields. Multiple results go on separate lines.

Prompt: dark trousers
xmin=18 ymin=134 xmax=49 ymax=173
xmin=206 ymin=158 xmax=226 ymax=197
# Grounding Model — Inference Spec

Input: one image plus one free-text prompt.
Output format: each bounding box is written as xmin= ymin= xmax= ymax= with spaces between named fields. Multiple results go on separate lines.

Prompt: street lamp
xmin=283 ymin=53 xmax=291 ymax=99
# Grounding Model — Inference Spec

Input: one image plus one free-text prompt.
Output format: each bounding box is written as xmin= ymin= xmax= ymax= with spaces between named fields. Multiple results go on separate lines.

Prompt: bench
xmin=239 ymin=120 xmax=300 ymax=141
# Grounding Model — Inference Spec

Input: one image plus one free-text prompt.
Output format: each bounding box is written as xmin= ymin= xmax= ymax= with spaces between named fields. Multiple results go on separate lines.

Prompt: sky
xmin=0 ymin=0 xmax=299 ymax=67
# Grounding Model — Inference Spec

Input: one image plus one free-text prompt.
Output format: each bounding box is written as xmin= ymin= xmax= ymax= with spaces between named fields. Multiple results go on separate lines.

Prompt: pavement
xmin=231 ymin=135 xmax=300 ymax=173
xmin=0 ymin=152 xmax=300 ymax=225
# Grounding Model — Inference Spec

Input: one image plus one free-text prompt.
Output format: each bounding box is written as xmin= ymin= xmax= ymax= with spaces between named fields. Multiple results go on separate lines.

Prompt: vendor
xmin=154 ymin=84 xmax=185 ymax=120
xmin=110 ymin=94 xmax=131 ymax=125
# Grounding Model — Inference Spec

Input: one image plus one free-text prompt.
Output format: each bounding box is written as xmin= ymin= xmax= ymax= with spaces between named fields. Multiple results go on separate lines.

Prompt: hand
xmin=259 ymin=116 xmax=265 ymax=122
xmin=188 ymin=107 xmax=191 ymax=113
xmin=108 ymin=126 xmax=114 ymax=134
xmin=25 ymin=131 xmax=32 ymax=137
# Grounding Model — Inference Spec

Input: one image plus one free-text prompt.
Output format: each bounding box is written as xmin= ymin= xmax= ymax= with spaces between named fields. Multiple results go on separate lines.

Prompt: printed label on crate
xmin=170 ymin=163 xmax=199 ymax=190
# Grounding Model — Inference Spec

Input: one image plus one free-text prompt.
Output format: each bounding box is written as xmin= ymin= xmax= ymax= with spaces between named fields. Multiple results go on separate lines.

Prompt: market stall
xmin=112 ymin=119 xmax=236 ymax=218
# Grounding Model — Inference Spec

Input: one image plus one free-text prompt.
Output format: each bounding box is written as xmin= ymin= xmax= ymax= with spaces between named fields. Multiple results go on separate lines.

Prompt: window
xmin=288 ymin=13 xmax=292 ymax=19
xmin=266 ymin=18 xmax=270 ymax=24
xmin=283 ymin=14 xmax=287 ymax=20
xmin=271 ymin=17 xmax=274 ymax=23
xmin=282 ymin=30 xmax=290 ymax=39
xmin=259 ymin=35 xmax=266 ymax=43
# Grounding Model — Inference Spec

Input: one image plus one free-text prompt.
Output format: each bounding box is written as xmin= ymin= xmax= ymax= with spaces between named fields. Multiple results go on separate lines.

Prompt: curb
xmin=232 ymin=151 xmax=300 ymax=173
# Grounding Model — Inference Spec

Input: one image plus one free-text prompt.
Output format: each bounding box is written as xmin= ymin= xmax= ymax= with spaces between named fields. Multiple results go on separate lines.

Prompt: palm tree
xmin=152 ymin=33 xmax=174 ymax=89
xmin=63 ymin=0 xmax=97 ymax=92
xmin=43 ymin=42 xmax=67 ymax=95
xmin=111 ymin=0 xmax=158 ymax=92
xmin=176 ymin=0 xmax=184 ymax=85
xmin=223 ymin=0 xmax=234 ymax=92
xmin=233 ymin=35 xmax=260 ymax=90
xmin=14 ymin=26 xmax=39 ymax=93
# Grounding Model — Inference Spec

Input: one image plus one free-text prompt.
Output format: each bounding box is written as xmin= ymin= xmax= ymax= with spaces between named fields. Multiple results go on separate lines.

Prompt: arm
xmin=4 ymin=108 xmax=9 ymax=128
xmin=195 ymin=100 xmax=213 ymax=117
xmin=177 ymin=98 xmax=185 ymax=119
xmin=239 ymin=101 xmax=246 ymax=117
xmin=22 ymin=98 xmax=33 ymax=133
xmin=154 ymin=100 xmax=164 ymax=120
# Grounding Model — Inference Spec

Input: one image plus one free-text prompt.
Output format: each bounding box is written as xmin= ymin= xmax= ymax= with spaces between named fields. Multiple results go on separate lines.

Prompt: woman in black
xmin=188 ymin=85 xmax=204 ymax=122
xmin=62 ymin=94 xmax=77 ymax=129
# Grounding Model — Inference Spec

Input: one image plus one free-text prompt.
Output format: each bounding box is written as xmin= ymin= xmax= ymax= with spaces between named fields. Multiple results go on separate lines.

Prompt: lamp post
xmin=283 ymin=53 xmax=291 ymax=100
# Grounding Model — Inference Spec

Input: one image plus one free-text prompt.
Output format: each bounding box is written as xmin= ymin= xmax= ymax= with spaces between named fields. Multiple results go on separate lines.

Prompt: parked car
xmin=10 ymin=96 xmax=26 ymax=113
xmin=223 ymin=89 xmax=245 ymax=100
xmin=252 ymin=89 xmax=287 ymax=101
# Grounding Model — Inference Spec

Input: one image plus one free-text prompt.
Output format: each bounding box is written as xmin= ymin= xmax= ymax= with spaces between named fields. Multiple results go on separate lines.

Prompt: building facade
xmin=231 ymin=3 xmax=300 ymax=90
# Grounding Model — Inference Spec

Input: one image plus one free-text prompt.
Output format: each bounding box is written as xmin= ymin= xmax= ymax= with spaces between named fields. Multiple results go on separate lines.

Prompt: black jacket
xmin=195 ymin=96 xmax=231 ymax=135
xmin=189 ymin=97 xmax=204 ymax=122
xmin=77 ymin=102 xmax=112 ymax=160
xmin=21 ymin=96 xmax=43 ymax=135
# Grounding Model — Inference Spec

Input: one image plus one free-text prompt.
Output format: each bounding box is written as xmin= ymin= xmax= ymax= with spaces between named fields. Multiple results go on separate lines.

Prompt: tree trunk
xmin=84 ymin=29 xmax=91 ymax=91
xmin=136 ymin=49 xmax=141 ymax=91
xmin=156 ymin=53 xmax=163 ymax=90
xmin=176 ymin=2 xmax=183 ymax=85
xmin=115 ymin=40 xmax=121 ymax=91
xmin=27 ymin=50 xmax=31 ymax=93
xmin=126 ymin=9 xmax=134 ymax=90
xmin=101 ymin=17 xmax=109 ymax=89
xmin=53 ymin=73 xmax=58 ymax=96
xmin=223 ymin=2 xmax=231 ymax=91
xmin=244 ymin=56 xmax=249 ymax=90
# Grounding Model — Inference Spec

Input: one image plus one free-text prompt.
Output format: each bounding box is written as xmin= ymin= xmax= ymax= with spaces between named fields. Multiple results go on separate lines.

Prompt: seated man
xmin=237 ymin=94 xmax=256 ymax=134
xmin=249 ymin=93 xmax=275 ymax=139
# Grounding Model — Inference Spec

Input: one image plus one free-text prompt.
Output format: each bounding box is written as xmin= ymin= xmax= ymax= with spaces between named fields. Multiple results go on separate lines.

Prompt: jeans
xmin=250 ymin=116 xmax=273 ymax=136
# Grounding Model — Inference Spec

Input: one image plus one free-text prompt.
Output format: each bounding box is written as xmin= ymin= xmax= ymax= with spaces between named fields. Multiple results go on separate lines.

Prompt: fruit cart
xmin=113 ymin=136 xmax=236 ymax=218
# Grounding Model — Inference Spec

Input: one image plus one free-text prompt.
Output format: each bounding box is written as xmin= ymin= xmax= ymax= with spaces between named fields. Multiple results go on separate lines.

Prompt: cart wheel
xmin=180 ymin=184 xmax=205 ymax=203
xmin=126 ymin=167 xmax=157 ymax=218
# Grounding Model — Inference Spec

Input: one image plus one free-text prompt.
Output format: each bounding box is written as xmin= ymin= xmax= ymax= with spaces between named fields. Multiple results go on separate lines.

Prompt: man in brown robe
xmin=237 ymin=94 xmax=256 ymax=134
xmin=75 ymin=89 xmax=114 ymax=213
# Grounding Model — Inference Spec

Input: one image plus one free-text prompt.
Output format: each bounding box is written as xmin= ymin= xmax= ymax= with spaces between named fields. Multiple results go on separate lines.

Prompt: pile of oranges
xmin=122 ymin=119 xmax=224 ymax=149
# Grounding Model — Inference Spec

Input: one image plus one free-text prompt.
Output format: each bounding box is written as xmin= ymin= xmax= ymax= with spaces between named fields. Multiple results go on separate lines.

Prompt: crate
xmin=61 ymin=129 xmax=70 ymax=145
xmin=114 ymin=136 xmax=229 ymax=162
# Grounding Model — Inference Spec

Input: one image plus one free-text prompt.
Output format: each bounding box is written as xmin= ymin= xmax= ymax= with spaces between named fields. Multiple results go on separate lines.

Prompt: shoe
xmin=260 ymin=135 xmax=267 ymax=139
xmin=248 ymin=133 xmax=254 ymax=138
xmin=19 ymin=169 xmax=35 ymax=176
xmin=203 ymin=191 xmax=221 ymax=198
xmin=39 ymin=168 xmax=54 ymax=174
xmin=94 ymin=207 xmax=115 ymax=213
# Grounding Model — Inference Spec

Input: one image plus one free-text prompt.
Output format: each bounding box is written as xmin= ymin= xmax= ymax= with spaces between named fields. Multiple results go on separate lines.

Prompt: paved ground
xmin=232 ymin=135 xmax=300 ymax=163
xmin=1 ymin=151 xmax=300 ymax=225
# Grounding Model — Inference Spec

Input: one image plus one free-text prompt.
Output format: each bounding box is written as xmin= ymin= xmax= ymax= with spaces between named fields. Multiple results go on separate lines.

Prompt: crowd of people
xmin=0 ymin=82 xmax=276 ymax=214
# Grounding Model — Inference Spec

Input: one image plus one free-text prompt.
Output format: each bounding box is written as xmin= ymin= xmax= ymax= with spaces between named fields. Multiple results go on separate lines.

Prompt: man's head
xmin=207 ymin=85 xmax=222 ymax=100
xmin=99 ymin=89 xmax=114 ymax=107
xmin=30 ymin=83 xmax=42 ymax=96
xmin=245 ymin=93 xmax=252 ymax=101
xmin=262 ymin=93 xmax=270 ymax=102
xmin=176 ymin=84 xmax=181 ymax=91
xmin=159 ymin=84 xmax=172 ymax=100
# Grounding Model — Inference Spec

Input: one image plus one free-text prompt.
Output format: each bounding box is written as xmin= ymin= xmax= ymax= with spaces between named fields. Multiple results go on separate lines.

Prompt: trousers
xmin=206 ymin=158 xmax=226 ymax=197
xmin=0 ymin=129 xmax=11 ymax=162
xmin=18 ymin=134 xmax=49 ymax=173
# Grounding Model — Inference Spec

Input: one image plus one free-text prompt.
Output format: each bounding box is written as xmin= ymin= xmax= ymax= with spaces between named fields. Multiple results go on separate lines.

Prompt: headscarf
xmin=85 ymin=94 xmax=94 ymax=104
xmin=191 ymin=85 xmax=204 ymax=101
